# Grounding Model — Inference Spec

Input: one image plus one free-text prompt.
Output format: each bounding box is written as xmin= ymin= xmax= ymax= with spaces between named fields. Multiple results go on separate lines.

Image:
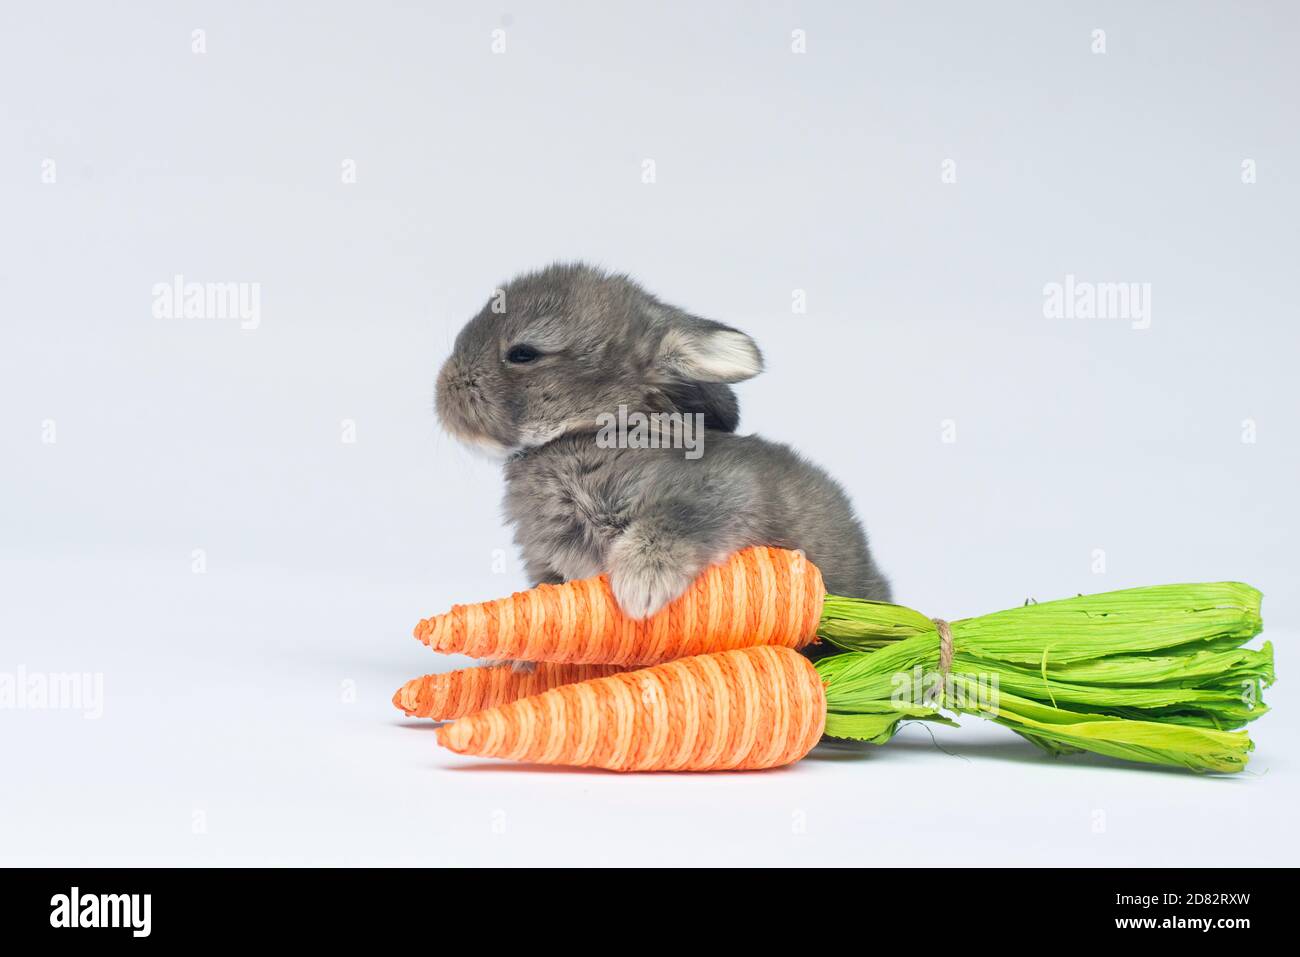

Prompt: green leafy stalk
xmin=814 ymin=582 xmax=1273 ymax=773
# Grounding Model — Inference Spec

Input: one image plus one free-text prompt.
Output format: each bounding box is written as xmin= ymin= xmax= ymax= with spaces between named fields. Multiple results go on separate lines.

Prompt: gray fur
xmin=436 ymin=262 xmax=890 ymax=620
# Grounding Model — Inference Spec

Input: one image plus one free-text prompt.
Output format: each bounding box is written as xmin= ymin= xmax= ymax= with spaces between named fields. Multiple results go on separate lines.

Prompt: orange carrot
xmin=435 ymin=646 xmax=827 ymax=771
xmin=392 ymin=662 xmax=631 ymax=721
xmin=414 ymin=546 xmax=825 ymax=665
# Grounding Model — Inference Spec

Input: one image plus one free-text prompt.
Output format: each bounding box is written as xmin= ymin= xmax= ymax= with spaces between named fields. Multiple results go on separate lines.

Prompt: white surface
xmin=1 ymin=556 xmax=1293 ymax=867
xmin=2 ymin=2 xmax=1298 ymax=866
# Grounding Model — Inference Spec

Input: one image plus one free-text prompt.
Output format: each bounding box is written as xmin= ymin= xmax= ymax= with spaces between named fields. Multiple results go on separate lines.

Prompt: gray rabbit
xmin=435 ymin=263 xmax=890 ymax=628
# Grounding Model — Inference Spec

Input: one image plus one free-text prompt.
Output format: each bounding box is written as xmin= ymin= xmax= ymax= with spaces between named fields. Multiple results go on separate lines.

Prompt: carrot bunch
xmin=397 ymin=547 xmax=1275 ymax=774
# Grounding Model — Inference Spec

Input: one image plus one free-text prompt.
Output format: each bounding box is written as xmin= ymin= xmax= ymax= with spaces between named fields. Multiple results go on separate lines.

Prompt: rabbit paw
xmin=608 ymin=533 xmax=698 ymax=620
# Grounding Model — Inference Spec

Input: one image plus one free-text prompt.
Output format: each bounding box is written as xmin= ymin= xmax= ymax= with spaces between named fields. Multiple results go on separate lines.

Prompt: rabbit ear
xmin=661 ymin=380 xmax=741 ymax=432
xmin=656 ymin=317 xmax=763 ymax=384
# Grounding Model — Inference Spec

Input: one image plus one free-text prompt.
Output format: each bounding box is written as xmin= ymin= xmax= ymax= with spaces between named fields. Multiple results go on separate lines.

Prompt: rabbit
xmin=435 ymin=262 xmax=891 ymax=632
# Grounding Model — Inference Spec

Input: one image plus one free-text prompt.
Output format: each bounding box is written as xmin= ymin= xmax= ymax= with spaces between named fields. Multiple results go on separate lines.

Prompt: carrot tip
xmin=413 ymin=613 xmax=453 ymax=651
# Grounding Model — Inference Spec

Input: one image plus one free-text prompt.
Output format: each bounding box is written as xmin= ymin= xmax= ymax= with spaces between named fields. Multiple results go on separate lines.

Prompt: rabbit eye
xmin=505 ymin=345 xmax=542 ymax=364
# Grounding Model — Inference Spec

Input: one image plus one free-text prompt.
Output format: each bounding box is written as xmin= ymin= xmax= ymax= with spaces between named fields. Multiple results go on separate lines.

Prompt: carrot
xmin=435 ymin=646 xmax=827 ymax=771
xmin=414 ymin=545 xmax=825 ymax=665
xmin=418 ymin=575 xmax=1272 ymax=774
xmin=393 ymin=662 xmax=631 ymax=721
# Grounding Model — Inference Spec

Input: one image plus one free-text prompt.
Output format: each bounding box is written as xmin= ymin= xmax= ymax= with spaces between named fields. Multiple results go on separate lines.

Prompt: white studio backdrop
xmin=1 ymin=1 xmax=1296 ymax=866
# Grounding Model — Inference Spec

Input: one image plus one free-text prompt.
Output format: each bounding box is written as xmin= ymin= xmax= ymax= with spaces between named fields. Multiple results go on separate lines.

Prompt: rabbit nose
xmin=439 ymin=357 xmax=482 ymax=391
xmin=437 ymin=360 xmax=463 ymax=391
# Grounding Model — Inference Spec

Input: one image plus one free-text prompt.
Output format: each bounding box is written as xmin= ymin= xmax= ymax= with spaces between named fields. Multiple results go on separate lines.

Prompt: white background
xmin=2 ymin=1 xmax=1297 ymax=865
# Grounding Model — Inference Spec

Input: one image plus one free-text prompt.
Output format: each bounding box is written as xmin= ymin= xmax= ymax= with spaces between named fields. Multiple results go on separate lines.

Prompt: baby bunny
xmin=435 ymin=263 xmax=890 ymax=622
